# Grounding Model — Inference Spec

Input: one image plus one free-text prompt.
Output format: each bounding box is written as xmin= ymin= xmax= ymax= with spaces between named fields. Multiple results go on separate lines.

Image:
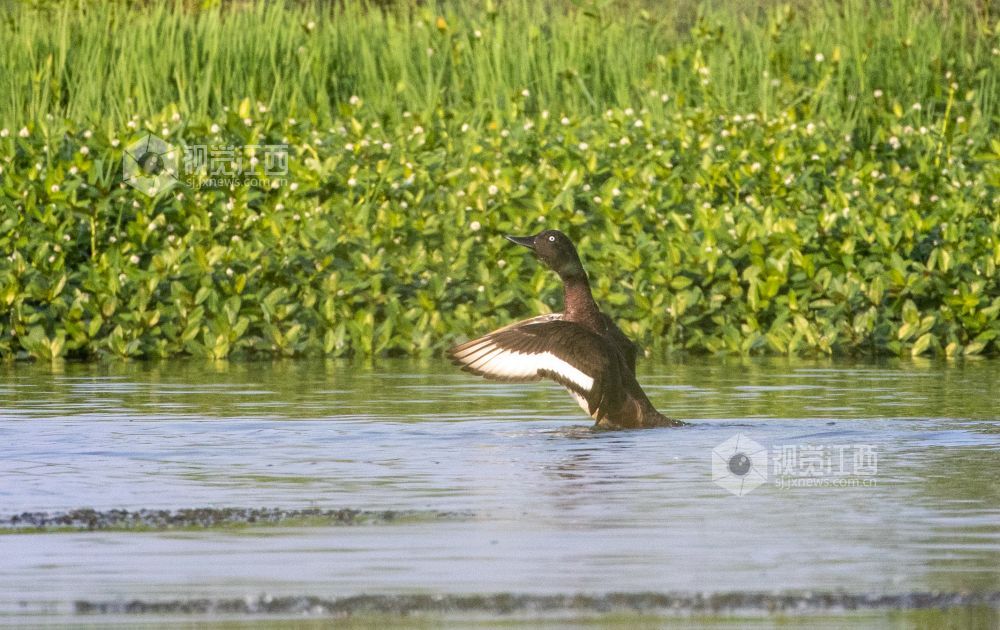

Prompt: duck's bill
xmin=504 ymin=234 xmax=536 ymax=250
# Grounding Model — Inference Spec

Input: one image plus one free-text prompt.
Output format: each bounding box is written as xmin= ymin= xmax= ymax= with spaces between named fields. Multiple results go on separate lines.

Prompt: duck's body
xmin=448 ymin=230 xmax=684 ymax=429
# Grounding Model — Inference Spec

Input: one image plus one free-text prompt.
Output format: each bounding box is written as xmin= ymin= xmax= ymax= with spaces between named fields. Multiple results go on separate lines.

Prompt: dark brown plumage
xmin=448 ymin=230 xmax=685 ymax=429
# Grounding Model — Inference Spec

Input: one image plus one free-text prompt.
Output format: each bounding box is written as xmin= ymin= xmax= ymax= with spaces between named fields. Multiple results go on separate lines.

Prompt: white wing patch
xmin=452 ymin=340 xmax=595 ymax=393
xmin=565 ymin=388 xmax=597 ymax=418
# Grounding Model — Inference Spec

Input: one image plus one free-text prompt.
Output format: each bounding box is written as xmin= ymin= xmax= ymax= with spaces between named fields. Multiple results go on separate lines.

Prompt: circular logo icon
xmin=123 ymin=134 xmax=179 ymax=196
xmin=728 ymin=452 xmax=752 ymax=476
xmin=712 ymin=433 xmax=768 ymax=496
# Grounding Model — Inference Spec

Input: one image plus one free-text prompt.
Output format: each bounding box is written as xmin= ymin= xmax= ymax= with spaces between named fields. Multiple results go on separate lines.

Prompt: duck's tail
xmin=644 ymin=411 xmax=688 ymax=428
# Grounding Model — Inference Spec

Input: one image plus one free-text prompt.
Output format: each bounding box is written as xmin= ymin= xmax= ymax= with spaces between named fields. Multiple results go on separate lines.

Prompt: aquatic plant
xmin=0 ymin=0 xmax=998 ymax=360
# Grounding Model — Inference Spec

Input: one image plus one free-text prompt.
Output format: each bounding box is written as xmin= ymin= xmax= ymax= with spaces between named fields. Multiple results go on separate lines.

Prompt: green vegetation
xmin=1 ymin=0 xmax=999 ymax=360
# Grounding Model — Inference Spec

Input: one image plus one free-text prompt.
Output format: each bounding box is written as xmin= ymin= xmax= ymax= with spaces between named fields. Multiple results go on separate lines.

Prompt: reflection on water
xmin=1 ymin=358 xmax=999 ymax=618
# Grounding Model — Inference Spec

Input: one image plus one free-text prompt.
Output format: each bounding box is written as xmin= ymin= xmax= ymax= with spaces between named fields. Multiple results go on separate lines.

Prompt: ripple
xmin=0 ymin=507 xmax=473 ymax=532
xmin=72 ymin=590 xmax=1000 ymax=617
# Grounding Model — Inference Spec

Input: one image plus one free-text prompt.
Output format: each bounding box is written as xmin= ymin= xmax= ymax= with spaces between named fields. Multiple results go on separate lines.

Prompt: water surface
xmin=1 ymin=358 xmax=998 ymax=623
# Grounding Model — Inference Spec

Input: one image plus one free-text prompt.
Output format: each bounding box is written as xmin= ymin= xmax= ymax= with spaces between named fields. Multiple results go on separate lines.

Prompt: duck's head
xmin=504 ymin=230 xmax=585 ymax=279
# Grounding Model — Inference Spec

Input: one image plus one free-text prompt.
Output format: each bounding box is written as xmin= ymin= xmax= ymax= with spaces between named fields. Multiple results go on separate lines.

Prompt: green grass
xmin=2 ymin=0 xmax=997 ymax=130
xmin=1 ymin=0 xmax=999 ymax=360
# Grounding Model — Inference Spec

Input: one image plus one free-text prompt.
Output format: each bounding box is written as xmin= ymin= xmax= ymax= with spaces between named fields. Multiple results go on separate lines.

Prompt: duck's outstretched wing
xmin=447 ymin=314 xmax=626 ymax=421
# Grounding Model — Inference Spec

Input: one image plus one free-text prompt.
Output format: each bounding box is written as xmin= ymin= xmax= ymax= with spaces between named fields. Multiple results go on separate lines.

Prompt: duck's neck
xmin=561 ymin=271 xmax=602 ymax=327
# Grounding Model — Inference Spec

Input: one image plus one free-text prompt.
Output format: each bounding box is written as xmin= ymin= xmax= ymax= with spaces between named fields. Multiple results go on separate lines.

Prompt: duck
xmin=448 ymin=230 xmax=685 ymax=429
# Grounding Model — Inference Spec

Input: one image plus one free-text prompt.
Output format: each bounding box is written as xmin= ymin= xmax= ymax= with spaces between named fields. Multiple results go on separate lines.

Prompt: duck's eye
xmin=548 ymin=235 xmax=556 ymax=242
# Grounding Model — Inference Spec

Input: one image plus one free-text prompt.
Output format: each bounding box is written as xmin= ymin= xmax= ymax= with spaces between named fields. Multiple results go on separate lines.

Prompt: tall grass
xmin=1 ymin=0 xmax=997 ymax=130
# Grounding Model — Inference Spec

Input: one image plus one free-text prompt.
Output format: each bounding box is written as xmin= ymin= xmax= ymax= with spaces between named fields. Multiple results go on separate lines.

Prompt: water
xmin=1 ymin=358 xmax=999 ymax=624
